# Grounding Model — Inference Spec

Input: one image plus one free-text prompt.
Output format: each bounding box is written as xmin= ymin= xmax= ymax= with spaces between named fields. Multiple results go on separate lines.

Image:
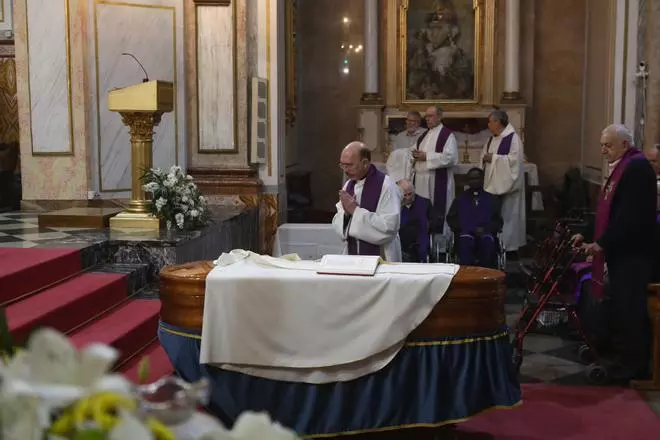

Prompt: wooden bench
xmin=632 ymin=283 xmax=660 ymax=390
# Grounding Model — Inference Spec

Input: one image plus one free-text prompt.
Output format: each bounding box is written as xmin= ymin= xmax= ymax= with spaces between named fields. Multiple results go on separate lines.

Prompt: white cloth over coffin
xmin=200 ymin=250 xmax=459 ymax=383
xmin=386 ymin=148 xmax=414 ymax=183
xmin=481 ymin=124 xmax=527 ymax=251
xmin=413 ymin=124 xmax=459 ymax=239
xmin=331 ymin=173 xmax=402 ymax=262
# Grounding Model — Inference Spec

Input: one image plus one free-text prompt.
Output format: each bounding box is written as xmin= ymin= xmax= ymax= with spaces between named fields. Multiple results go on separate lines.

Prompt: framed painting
xmin=400 ymin=0 xmax=483 ymax=104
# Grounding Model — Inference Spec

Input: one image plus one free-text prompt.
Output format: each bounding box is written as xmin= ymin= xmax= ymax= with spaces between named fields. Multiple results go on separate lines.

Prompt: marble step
xmin=92 ymin=263 xmax=150 ymax=296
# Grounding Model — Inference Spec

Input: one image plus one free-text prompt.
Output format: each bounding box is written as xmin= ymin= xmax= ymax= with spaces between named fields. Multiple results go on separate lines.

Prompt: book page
xmin=318 ymin=255 xmax=380 ymax=276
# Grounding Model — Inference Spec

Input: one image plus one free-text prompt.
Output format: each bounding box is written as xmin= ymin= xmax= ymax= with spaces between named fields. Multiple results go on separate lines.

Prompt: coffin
xmin=159 ymin=261 xmax=506 ymax=337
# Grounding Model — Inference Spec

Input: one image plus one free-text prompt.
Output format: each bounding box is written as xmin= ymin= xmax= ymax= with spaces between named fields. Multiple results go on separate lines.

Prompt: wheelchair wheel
xmin=577 ymin=344 xmax=592 ymax=363
xmin=585 ymin=363 xmax=608 ymax=385
xmin=499 ymin=250 xmax=507 ymax=270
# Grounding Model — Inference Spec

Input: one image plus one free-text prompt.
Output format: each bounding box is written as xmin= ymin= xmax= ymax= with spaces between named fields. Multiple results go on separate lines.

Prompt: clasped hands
xmin=570 ymin=233 xmax=602 ymax=256
xmin=410 ymin=149 xmax=426 ymax=162
xmin=482 ymin=153 xmax=493 ymax=164
xmin=339 ymin=190 xmax=358 ymax=215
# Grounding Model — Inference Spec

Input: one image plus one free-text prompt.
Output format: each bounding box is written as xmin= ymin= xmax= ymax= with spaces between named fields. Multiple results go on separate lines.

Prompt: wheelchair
xmin=441 ymin=230 xmax=506 ymax=270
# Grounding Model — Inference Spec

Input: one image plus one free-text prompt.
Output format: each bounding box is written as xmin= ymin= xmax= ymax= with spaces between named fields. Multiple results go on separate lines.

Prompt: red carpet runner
xmin=0 ymin=247 xmax=172 ymax=382
xmin=461 ymin=384 xmax=660 ymax=439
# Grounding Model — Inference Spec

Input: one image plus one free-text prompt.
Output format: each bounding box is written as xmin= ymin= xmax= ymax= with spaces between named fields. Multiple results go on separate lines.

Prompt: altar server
xmin=332 ymin=142 xmax=402 ymax=261
xmin=481 ymin=109 xmax=526 ymax=252
xmin=446 ymin=168 xmax=503 ymax=267
xmin=411 ymin=105 xmax=458 ymax=239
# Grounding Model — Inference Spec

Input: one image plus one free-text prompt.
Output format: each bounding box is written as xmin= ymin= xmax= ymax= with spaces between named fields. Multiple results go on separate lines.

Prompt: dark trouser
xmin=456 ymin=234 xmax=497 ymax=267
xmin=606 ymin=255 xmax=652 ymax=374
xmin=402 ymin=249 xmax=421 ymax=263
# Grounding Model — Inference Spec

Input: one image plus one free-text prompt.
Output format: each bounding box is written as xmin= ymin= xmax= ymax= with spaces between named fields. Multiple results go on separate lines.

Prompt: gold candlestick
xmin=461 ymin=139 xmax=471 ymax=164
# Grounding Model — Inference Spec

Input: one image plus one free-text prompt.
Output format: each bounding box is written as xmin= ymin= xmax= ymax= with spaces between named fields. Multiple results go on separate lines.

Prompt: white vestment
xmin=393 ymin=127 xmax=427 ymax=151
xmin=412 ymin=124 xmax=458 ymax=238
xmin=332 ymin=173 xmax=402 ymax=262
xmin=386 ymin=128 xmax=427 ymax=183
xmin=481 ymin=124 xmax=527 ymax=251
xmin=386 ymin=148 xmax=414 ymax=183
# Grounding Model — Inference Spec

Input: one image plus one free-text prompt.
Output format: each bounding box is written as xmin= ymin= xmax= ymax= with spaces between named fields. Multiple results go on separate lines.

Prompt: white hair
xmin=397 ymin=179 xmax=414 ymax=192
xmin=603 ymin=124 xmax=634 ymax=148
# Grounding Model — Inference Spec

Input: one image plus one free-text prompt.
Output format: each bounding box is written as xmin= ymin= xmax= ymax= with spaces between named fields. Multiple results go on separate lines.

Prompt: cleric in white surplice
xmin=411 ymin=105 xmax=459 ymax=240
xmin=332 ymin=142 xmax=403 ymax=262
xmin=480 ymin=109 xmax=527 ymax=252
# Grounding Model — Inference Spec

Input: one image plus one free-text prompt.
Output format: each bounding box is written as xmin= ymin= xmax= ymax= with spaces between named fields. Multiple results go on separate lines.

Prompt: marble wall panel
xmin=197 ymin=5 xmax=235 ymax=152
xmin=15 ymin=0 xmax=90 ymax=200
xmin=187 ymin=0 xmax=249 ymax=170
xmin=88 ymin=0 xmax=185 ymax=194
xmin=0 ymin=0 xmax=14 ymax=35
xmin=27 ymin=0 xmax=73 ymax=155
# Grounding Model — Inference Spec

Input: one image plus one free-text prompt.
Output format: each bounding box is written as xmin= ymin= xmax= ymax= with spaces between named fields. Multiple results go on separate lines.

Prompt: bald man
xmin=332 ymin=142 xmax=402 ymax=261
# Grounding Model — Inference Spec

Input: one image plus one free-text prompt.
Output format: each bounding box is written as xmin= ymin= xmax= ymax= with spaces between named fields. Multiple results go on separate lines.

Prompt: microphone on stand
xmin=121 ymin=53 xmax=150 ymax=83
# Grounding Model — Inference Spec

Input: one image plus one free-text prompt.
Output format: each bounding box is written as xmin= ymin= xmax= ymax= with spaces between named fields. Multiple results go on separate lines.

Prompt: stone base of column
xmin=501 ymin=91 xmax=523 ymax=101
xmin=358 ymin=105 xmax=386 ymax=163
xmin=360 ymin=92 xmax=383 ymax=105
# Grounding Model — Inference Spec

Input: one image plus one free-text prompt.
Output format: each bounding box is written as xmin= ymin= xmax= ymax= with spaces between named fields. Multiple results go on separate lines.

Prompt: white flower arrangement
xmin=141 ymin=166 xmax=210 ymax=231
xmin=0 ymin=327 xmax=302 ymax=440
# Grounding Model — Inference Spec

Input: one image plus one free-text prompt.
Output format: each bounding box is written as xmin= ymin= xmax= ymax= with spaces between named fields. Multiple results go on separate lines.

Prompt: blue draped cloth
xmin=159 ymin=321 xmax=521 ymax=438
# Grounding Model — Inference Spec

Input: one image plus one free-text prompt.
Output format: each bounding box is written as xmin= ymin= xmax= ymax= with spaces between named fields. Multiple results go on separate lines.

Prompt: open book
xmin=316 ymin=254 xmax=381 ymax=277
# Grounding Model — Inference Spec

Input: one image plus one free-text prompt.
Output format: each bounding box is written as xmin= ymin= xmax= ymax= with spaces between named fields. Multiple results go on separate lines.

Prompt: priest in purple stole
xmin=411 ymin=106 xmax=458 ymax=246
xmin=481 ymin=109 xmax=526 ymax=253
xmin=446 ymin=168 xmax=503 ymax=268
xmin=332 ymin=142 xmax=402 ymax=262
xmin=397 ymin=180 xmax=432 ymax=262
xmin=573 ymin=124 xmax=656 ymax=382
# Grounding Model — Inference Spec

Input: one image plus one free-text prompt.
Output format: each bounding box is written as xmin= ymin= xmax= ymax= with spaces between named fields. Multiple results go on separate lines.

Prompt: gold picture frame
xmin=399 ymin=0 xmax=484 ymax=105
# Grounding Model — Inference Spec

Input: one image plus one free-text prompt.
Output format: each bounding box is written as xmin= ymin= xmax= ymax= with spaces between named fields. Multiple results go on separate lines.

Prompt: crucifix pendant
xmin=604 ymin=183 xmax=613 ymax=200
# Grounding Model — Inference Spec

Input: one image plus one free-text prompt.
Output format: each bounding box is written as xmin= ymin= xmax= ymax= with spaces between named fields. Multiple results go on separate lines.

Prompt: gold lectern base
xmin=109 ymin=211 xmax=162 ymax=230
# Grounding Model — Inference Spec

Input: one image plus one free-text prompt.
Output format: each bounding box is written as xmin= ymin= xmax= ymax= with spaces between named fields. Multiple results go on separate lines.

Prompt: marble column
xmin=502 ymin=0 xmax=522 ymax=101
xmin=362 ymin=0 xmax=379 ymax=102
xmin=186 ymin=0 xmax=261 ymax=205
xmin=359 ymin=0 xmax=384 ymax=163
xmin=14 ymin=0 xmax=93 ymax=201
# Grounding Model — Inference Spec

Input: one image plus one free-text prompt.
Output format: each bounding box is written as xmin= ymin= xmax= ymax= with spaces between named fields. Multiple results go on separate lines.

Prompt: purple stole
xmin=457 ymin=189 xmax=494 ymax=234
xmin=592 ymin=148 xmax=645 ymax=298
xmin=416 ymin=125 xmax=452 ymax=215
xmin=345 ymin=164 xmax=385 ymax=256
xmin=485 ymin=132 xmax=515 ymax=158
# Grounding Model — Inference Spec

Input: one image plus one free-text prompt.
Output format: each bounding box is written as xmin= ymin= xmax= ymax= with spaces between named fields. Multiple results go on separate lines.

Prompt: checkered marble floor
xmin=2 ymin=211 xmax=660 ymax=413
xmin=0 ymin=212 xmax=93 ymax=248
xmin=0 ymin=212 xmax=175 ymax=247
